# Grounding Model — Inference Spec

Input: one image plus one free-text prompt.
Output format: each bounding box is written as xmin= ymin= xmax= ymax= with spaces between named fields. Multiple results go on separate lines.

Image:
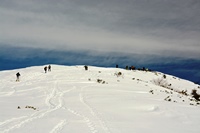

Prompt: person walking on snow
xmin=44 ymin=66 xmax=47 ymax=73
xmin=48 ymin=65 xmax=51 ymax=72
xmin=16 ymin=72 xmax=20 ymax=82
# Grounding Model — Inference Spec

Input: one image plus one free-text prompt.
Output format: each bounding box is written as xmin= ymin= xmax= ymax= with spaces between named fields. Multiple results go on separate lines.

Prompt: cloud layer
xmin=0 ymin=0 xmax=200 ymax=58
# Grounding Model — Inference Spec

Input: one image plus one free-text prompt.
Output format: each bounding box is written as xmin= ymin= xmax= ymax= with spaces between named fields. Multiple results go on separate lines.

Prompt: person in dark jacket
xmin=16 ymin=72 xmax=20 ymax=82
xmin=84 ymin=65 xmax=88 ymax=70
xmin=48 ymin=65 xmax=51 ymax=72
xmin=44 ymin=66 xmax=47 ymax=73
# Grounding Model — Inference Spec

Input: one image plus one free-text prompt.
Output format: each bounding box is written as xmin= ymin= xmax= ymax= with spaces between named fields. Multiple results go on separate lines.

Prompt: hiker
xmin=48 ymin=65 xmax=51 ymax=71
xmin=125 ymin=66 xmax=129 ymax=70
xmin=142 ymin=67 xmax=145 ymax=71
xmin=16 ymin=72 xmax=20 ymax=82
xmin=84 ymin=65 xmax=88 ymax=70
xmin=131 ymin=66 xmax=135 ymax=70
xmin=44 ymin=66 xmax=47 ymax=73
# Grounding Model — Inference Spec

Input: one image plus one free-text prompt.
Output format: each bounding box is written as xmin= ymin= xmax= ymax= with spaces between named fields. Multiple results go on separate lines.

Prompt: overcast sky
xmin=0 ymin=0 xmax=200 ymax=58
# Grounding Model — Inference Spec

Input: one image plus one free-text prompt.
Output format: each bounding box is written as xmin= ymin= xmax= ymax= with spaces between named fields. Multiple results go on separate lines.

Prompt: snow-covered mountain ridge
xmin=0 ymin=65 xmax=200 ymax=133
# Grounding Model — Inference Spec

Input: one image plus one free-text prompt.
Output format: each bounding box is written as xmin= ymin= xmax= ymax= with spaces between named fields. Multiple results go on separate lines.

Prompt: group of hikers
xmin=16 ymin=65 xmax=51 ymax=82
xmin=44 ymin=65 xmax=51 ymax=73
xmin=116 ymin=64 xmax=151 ymax=71
xmin=15 ymin=64 xmax=150 ymax=82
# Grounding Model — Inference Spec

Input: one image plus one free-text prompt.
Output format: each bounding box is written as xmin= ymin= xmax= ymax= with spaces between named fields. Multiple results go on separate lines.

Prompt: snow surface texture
xmin=0 ymin=65 xmax=200 ymax=133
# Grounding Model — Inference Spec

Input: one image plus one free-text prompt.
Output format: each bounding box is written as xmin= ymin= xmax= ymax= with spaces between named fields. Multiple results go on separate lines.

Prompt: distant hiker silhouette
xmin=16 ymin=72 xmax=20 ymax=82
xmin=44 ymin=66 xmax=47 ymax=73
xmin=48 ymin=65 xmax=51 ymax=71
xmin=131 ymin=66 xmax=135 ymax=70
xmin=84 ymin=65 xmax=88 ymax=70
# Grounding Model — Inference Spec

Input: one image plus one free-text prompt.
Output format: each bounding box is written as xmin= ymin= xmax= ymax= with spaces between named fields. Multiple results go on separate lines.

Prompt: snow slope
xmin=0 ymin=65 xmax=200 ymax=133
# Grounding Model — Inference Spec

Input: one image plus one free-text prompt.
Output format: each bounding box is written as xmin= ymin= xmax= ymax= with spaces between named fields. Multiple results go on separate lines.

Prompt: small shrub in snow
xmin=191 ymin=89 xmax=200 ymax=101
xmin=97 ymin=79 xmax=102 ymax=83
xmin=163 ymin=74 xmax=167 ymax=79
xmin=117 ymin=72 xmax=122 ymax=76
xmin=165 ymin=90 xmax=171 ymax=94
xmin=137 ymin=79 xmax=142 ymax=81
xmin=149 ymin=90 xmax=154 ymax=94
xmin=25 ymin=105 xmax=37 ymax=110
xmin=164 ymin=96 xmax=171 ymax=102
xmin=177 ymin=90 xmax=188 ymax=96
xmin=97 ymin=79 xmax=107 ymax=84
xmin=114 ymin=72 xmax=123 ymax=77
xmin=152 ymin=77 xmax=168 ymax=88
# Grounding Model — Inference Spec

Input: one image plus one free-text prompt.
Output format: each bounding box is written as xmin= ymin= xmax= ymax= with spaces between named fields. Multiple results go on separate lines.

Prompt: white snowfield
xmin=0 ymin=65 xmax=200 ymax=133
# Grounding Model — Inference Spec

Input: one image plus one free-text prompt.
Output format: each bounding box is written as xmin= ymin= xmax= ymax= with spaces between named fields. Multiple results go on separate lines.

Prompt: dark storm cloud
xmin=0 ymin=0 xmax=200 ymax=58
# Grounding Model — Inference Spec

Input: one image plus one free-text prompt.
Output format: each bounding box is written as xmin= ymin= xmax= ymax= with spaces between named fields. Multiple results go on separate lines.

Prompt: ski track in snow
xmin=66 ymin=107 xmax=98 ymax=133
xmin=0 ymin=86 xmax=16 ymax=96
xmin=1 ymin=77 xmax=75 ymax=133
xmin=49 ymin=119 xmax=67 ymax=133
xmin=59 ymin=69 xmax=111 ymax=133
xmin=60 ymin=84 xmax=111 ymax=133
xmin=0 ymin=68 xmax=141 ymax=133
xmin=0 ymin=78 xmax=18 ymax=96
xmin=53 ymin=76 xmax=101 ymax=133
xmin=0 ymin=116 xmax=28 ymax=127
xmin=79 ymin=86 xmax=111 ymax=133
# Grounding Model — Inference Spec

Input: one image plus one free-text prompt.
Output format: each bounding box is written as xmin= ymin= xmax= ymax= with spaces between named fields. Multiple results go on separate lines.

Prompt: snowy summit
xmin=0 ymin=65 xmax=200 ymax=133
